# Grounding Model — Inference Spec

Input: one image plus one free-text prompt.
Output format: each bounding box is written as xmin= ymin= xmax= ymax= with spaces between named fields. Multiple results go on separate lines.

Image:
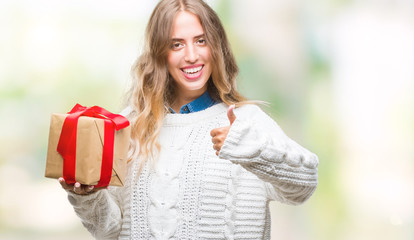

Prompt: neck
xmin=171 ymin=88 xmax=206 ymax=113
xmin=171 ymin=95 xmax=198 ymax=113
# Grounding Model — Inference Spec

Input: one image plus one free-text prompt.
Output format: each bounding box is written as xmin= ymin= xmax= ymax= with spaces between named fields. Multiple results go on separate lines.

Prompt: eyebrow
xmin=171 ymin=34 xmax=205 ymax=42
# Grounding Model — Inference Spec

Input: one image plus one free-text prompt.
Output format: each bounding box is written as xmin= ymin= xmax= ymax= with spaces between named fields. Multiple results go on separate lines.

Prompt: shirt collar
xmin=170 ymin=91 xmax=218 ymax=114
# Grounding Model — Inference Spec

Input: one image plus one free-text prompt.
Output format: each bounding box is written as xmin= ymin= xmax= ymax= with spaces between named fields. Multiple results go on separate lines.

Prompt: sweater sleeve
xmin=66 ymin=186 xmax=123 ymax=239
xmin=218 ymin=105 xmax=318 ymax=205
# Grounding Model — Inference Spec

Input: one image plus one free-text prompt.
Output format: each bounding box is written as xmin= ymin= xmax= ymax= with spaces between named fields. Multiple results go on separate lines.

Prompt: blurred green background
xmin=1 ymin=0 xmax=413 ymax=239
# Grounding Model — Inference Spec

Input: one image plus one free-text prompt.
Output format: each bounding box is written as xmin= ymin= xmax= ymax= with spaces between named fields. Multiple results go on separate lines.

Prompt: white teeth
xmin=183 ymin=66 xmax=202 ymax=74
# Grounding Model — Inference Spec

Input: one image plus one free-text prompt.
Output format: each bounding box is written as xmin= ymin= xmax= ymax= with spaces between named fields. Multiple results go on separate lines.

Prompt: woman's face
xmin=167 ymin=11 xmax=212 ymax=99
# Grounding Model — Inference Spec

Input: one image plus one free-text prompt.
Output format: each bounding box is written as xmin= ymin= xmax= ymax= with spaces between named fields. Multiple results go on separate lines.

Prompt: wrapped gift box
xmin=45 ymin=106 xmax=130 ymax=186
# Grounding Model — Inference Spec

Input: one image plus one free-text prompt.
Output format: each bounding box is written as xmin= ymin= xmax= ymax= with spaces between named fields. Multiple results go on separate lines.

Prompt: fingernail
xmin=88 ymin=186 xmax=94 ymax=190
xmin=74 ymin=182 xmax=81 ymax=188
xmin=58 ymin=177 xmax=64 ymax=182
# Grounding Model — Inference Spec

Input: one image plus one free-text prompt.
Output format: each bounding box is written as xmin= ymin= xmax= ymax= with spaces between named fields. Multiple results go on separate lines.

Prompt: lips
xmin=181 ymin=64 xmax=204 ymax=80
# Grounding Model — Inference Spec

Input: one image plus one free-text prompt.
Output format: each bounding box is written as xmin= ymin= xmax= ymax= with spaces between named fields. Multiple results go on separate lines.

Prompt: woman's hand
xmin=210 ymin=105 xmax=236 ymax=156
xmin=58 ymin=177 xmax=105 ymax=195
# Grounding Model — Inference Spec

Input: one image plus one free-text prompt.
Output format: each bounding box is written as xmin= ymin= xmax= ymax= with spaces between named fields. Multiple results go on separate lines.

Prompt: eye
xmin=171 ymin=42 xmax=184 ymax=50
xmin=196 ymin=38 xmax=206 ymax=45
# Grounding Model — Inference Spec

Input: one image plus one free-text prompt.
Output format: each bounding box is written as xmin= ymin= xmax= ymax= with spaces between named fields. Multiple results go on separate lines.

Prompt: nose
xmin=184 ymin=44 xmax=199 ymax=63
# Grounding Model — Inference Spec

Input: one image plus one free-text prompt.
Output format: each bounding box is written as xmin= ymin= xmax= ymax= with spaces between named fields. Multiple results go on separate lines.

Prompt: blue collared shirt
xmin=170 ymin=91 xmax=219 ymax=114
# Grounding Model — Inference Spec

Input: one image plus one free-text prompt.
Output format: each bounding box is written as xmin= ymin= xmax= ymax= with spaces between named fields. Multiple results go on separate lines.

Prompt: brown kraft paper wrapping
xmin=45 ymin=113 xmax=130 ymax=186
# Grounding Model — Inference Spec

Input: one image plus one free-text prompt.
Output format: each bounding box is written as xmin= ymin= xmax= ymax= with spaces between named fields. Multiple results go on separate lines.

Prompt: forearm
xmin=67 ymin=188 xmax=122 ymax=239
xmin=219 ymin=107 xmax=318 ymax=204
xmin=221 ymin=142 xmax=318 ymax=204
xmin=243 ymin=159 xmax=318 ymax=204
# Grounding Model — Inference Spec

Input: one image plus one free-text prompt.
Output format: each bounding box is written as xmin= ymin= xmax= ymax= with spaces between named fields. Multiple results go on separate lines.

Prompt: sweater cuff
xmin=67 ymin=189 xmax=106 ymax=206
xmin=218 ymin=118 xmax=263 ymax=163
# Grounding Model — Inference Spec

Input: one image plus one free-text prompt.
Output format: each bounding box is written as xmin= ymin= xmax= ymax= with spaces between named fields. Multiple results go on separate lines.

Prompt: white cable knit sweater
xmin=66 ymin=103 xmax=318 ymax=240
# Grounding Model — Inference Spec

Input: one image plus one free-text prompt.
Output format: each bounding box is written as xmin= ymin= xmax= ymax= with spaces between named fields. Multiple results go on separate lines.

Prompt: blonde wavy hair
xmin=126 ymin=0 xmax=247 ymax=167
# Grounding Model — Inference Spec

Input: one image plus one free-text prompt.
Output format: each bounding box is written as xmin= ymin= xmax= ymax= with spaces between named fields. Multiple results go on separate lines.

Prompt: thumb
xmin=227 ymin=104 xmax=236 ymax=125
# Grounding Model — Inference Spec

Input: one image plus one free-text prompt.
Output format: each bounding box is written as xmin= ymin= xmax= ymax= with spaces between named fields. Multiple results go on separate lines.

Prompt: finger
xmin=210 ymin=129 xmax=217 ymax=137
xmin=85 ymin=185 xmax=95 ymax=193
xmin=58 ymin=177 xmax=72 ymax=190
xmin=212 ymin=127 xmax=227 ymax=135
xmin=94 ymin=186 xmax=107 ymax=191
xmin=213 ymin=143 xmax=218 ymax=151
xmin=227 ymin=104 xmax=236 ymax=125
xmin=216 ymin=150 xmax=219 ymax=156
xmin=73 ymin=182 xmax=82 ymax=194
xmin=213 ymin=143 xmax=222 ymax=151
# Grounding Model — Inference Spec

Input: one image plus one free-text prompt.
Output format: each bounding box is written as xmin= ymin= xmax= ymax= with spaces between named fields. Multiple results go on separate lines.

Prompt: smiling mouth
xmin=181 ymin=65 xmax=204 ymax=79
xmin=181 ymin=65 xmax=203 ymax=74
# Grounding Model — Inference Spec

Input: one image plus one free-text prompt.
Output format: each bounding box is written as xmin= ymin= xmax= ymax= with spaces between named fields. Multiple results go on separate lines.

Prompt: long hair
xmin=126 ymin=0 xmax=247 ymax=169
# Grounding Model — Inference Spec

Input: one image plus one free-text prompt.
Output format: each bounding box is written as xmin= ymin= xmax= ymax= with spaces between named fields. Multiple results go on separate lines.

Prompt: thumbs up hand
xmin=210 ymin=105 xmax=236 ymax=156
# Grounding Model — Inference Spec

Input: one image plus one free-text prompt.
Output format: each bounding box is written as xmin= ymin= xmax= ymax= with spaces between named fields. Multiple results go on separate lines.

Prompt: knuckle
xmin=210 ymin=129 xmax=217 ymax=136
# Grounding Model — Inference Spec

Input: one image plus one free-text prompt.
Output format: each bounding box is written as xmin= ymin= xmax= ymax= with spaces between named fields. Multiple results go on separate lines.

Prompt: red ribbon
xmin=57 ymin=104 xmax=130 ymax=187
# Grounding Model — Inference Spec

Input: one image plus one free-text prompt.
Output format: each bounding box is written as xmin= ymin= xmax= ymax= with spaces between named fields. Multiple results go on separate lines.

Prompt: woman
xmin=59 ymin=0 xmax=319 ymax=239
